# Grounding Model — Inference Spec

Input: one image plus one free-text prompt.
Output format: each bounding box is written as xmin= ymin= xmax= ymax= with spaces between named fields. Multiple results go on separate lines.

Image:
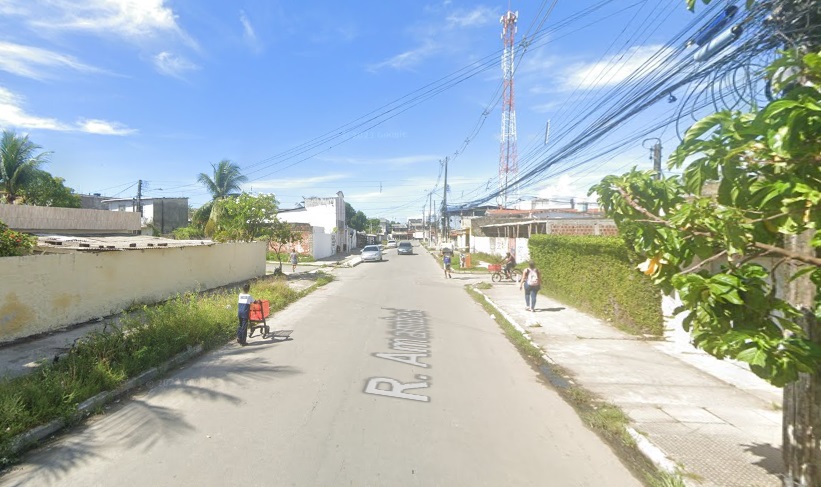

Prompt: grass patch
xmin=0 ymin=274 xmax=332 ymax=467
xmin=466 ymin=284 xmax=685 ymax=487
xmin=267 ymin=252 xmax=316 ymax=263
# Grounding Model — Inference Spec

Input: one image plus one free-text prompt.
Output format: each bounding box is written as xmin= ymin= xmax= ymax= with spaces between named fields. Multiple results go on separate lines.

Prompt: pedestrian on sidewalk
xmin=459 ymin=253 xmax=466 ymax=270
xmin=290 ymin=250 xmax=298 ymax=273
xmin=237 ymin=283 xmax=260 ymax=345
xmin=443 ymin=253 xmax=452 ymax=278
xmin=520 ymin=261 xmax=541 ymax=312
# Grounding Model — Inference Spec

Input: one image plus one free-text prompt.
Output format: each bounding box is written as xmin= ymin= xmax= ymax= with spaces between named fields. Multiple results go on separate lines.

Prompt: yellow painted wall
xmin=0 ymin=242 xmax=266 ymax=342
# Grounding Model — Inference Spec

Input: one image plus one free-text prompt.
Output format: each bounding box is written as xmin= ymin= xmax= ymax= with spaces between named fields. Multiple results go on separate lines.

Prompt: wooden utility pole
xmin=775 ymin=1 xmax=820 ymax=485
xmin=442 ymin=157 xmax=449 ymax=244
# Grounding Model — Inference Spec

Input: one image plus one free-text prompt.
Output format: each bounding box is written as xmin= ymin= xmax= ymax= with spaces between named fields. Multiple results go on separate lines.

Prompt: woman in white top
xmin=519 ymin=261 xmax=541 ymax=312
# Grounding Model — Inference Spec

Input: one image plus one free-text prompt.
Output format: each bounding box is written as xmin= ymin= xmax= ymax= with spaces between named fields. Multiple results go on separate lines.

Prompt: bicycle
xmin=489 ymin=264 xmax=522 ymax=283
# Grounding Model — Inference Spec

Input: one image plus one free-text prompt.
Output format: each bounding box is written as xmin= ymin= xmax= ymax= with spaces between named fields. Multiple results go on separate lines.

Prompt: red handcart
xmin=247 ymin=300 xmax=294 ymax=340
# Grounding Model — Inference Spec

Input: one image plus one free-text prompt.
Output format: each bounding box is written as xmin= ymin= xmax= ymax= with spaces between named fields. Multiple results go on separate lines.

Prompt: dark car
xmin=397 ymin=241 xmax=413 ymax=255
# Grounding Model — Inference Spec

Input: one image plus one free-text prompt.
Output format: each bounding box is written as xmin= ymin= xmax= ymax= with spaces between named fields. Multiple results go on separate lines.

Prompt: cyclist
xmin=502 ymin=252 xmax=516 ymax=279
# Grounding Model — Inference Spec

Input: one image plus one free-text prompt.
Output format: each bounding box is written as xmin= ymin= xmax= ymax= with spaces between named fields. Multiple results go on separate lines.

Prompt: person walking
xmin=289 ymin=250 xmax=298 ymax=273
xmin=443 ymin=253 xmax=453 ymax=278
xmin=237 ymin=283 xmax=259 ymax=345
xmin=520 ymin=261 xmax=541 ymax=312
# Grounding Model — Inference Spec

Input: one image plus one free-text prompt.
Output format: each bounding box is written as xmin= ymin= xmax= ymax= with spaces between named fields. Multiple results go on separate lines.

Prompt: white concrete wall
xmin=0 ymin=241 xmax=266 ymax=343
xmin=470 ymin=236 xmax=531 ymax=262
xmin=0 ymin=205 xmax=141 ymax=234
xmin=312 ymin=228 xmax=333 ymax=259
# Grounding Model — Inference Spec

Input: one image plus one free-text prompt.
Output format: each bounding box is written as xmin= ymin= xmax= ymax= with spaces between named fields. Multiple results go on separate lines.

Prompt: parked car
xmin=387 ymin=240 xmax=397 ymax=248
xmin=397 ymin=241 xmax=413 ymax=255
xmin=361 ymin=245 xmax=383 ymax=262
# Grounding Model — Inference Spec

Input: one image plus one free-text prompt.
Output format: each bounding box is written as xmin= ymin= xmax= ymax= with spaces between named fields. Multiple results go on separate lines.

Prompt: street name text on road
xmin=365 ymin=308 xmax=431 ymax=402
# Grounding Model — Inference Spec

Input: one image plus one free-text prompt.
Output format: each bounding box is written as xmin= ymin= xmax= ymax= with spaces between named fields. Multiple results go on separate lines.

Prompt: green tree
xmin=268 ymin=219 xmax=303 ymax=273
xmin=211 ymin=193 xmax=278 ymax=242
xmin=591 ymin=46 xmax=821 ymax=485
xmin=197 ymin=159 xmax=247 ymax=200
xmin=0 ymin=130 xmax=51 ymax=204
xmin=345 ymin=202 xmax=356 ymax=226
xmin=196 ymin=159 xmax=248 ymax=234
xmin=367 ymin=218 xmax=381 ymax=234
xmin=22 ymin=172 xmax=81 ymax=207
xmin=350 ymin=210 xmax=368 ymax=231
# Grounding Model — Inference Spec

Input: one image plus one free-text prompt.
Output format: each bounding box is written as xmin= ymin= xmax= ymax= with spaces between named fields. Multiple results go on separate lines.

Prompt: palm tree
xmin=0 ymin=130 xmax=51 ymax=203
xmin=197 ymin=159 xmax=247 ymax=200
xmin=195 ymin=159 xmax=248 ymax=233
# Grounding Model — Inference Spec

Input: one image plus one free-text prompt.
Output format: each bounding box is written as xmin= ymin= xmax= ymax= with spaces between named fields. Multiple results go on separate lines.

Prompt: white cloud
xmin=345 ymin=191 xmax=384 ymax=202
xmin=446 ymin=6 xmax=496 ymax=28
xmin=0 ymin=87 xmax=67 ymax=130
xmin=0 ymin=41 xmax=102 ymax=80
xmin=320 ymin=155 xmax=438 ymax=167
xmin=0 ymin=86 xmax=135 ymax=135
xmin=77 ymin=118 xmax=136 ymax=136
xmin=239 ymin=9 xmax=262 ymax=52
xmin=370 ymin=4 xmax=494 ymax=72
xmin=368 ymin=42 xmax=439 ymax=72
xmin=153 ymin=51 xmax=199 ymax=78
xmin=559 ymin=45 xmax=670 ymax=90
xmin=252 ymin=174 xmax=349 ymax=191
xmin=30 ymin=0 xmax=186 ymax=42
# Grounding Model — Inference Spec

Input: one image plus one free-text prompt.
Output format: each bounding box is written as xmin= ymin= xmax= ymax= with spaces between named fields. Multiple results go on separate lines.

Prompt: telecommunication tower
xmin=499 ymin=9 xmax=518 ymax=208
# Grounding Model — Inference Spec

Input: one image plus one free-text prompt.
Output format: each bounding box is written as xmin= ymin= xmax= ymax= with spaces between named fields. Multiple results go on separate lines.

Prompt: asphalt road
xmin=1 ymin=245 xmax=640 ymax=487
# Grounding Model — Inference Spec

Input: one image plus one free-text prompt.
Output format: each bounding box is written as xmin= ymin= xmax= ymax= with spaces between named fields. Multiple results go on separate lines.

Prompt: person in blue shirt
xmin=443 ymin=253 xmax=452 ymax=278
xmin=237 ymin=283 xmax=259 ymax=345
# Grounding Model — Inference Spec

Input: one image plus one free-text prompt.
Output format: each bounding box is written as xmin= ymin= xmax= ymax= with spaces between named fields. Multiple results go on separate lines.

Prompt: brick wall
xmin=268 ymin=222 xmax=314 ymax=256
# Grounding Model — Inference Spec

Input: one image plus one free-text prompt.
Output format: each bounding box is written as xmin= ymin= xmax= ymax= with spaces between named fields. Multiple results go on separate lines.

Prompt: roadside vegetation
xmin=529 ymin=235 xmax=663 ymax=336
xmin=466 ymin=285 xmax=684 ymax=487
xmin=0 ymin=273 xmax=333 ymax=467
xmin=267 ymin=252 xmax=316 ymax=263
xmin=0 ymin=220 xmax=36 ymax=257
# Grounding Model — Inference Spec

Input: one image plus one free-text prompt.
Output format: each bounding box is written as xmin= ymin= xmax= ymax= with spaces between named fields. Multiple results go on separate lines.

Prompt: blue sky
xmin=0 ymin=0 xmax=706 ymax=221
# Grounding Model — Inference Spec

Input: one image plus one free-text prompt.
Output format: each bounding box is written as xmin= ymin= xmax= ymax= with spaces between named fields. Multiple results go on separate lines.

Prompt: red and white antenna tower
xmin=499 ymin=9 xmax=518 ymax=208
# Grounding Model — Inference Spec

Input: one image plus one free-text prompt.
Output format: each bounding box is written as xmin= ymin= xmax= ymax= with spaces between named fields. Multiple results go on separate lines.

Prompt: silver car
xmin=397 ymin=241 xmax=413 ymax=255
xmin=361 ymin=245 xmax=383 ymax=262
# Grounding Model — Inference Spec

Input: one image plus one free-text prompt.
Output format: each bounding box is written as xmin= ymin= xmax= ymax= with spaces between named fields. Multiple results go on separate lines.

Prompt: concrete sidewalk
xmin=478 ymin=282 xmax=784 ymax=487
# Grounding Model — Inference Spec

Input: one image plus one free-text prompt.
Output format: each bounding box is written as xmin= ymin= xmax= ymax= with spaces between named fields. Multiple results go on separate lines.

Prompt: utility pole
xmin=432 ymin=199 xmax=437 ymax=245
xmin=136 ymin=179 xmax=143 ymax=217
xmin=428 ymin=191 xmax=433 ymax=246
xmin=442 ymin=157 xmax=449 ymax=245
xmin=777 ymin=2 xmax=821 ymax=484
xmin=643 ymin=138 xmax=662 ymax=180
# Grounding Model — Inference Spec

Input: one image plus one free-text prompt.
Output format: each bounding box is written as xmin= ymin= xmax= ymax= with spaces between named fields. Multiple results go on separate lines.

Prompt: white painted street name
xmin=365 ymin=308 xmax=431 ymax=402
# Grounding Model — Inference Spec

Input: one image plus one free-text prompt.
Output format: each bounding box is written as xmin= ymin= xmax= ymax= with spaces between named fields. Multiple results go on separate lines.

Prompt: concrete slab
xmin=480 ymin=284 xmax=784 ymax=487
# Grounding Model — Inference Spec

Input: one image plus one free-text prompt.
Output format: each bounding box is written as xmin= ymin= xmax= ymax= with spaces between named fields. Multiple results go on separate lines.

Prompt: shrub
xmin=172 ymin=225 xmax=205 ymax=240
xmin=0 ymin=276 xmax=321 ymax=462
xmin=0 ymin=220 xmax=36 ymax=257
xmin=529 ymin=234 xmax=662 ymax=335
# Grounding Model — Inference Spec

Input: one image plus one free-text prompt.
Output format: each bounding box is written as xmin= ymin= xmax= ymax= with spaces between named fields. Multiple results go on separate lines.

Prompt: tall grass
xmin=0 ymin=277 xmax=320 ymax=465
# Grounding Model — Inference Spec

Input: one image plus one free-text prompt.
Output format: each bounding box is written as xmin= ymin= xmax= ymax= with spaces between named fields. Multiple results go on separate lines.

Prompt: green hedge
xmin=529 ymin=234 xmax=662 ymax=335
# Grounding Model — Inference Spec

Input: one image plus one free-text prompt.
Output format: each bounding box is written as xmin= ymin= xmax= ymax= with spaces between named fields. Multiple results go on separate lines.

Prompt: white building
xmin=276 ymin=191 xmax=355 ymax=258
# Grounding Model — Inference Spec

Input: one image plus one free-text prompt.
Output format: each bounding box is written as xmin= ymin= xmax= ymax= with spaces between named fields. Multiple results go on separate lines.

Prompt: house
xmin=102 ymin=197 xmax=189 ymax=235
xmin=79 ymin=193 xmax=114 ymax=210
xmin=276 ymin=191 xmax=355 ymax=258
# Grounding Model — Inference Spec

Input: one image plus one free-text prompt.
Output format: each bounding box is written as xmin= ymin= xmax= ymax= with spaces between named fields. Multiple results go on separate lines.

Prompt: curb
xmin=472 ymin=287 xmax=682 ymax=482
xmin=7 ymin=344 xmax=205 ymax=457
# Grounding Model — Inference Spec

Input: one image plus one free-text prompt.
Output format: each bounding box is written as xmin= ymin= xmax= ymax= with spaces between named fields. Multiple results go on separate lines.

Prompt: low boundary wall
xmin=0 ymin=241 xmax=266 ymax=343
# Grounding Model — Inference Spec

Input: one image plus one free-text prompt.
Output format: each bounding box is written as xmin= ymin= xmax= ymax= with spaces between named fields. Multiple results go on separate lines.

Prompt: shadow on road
xmin=743 ymin=442 xmax=785 ymax=476
xmin=6 ymin=356 xmax=302 ymax=485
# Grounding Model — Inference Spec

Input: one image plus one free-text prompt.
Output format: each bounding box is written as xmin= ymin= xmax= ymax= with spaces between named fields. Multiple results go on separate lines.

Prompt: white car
xmin=387 ymin=240 xmax=397 ymax=248
xmin=361 ymin=245 xmax=383 ymax=262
